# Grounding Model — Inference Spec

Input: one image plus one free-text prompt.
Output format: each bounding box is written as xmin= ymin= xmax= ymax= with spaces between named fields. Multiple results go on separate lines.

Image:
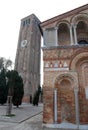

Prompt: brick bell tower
xmin=15 ymin=14 xmax=41 ymax=102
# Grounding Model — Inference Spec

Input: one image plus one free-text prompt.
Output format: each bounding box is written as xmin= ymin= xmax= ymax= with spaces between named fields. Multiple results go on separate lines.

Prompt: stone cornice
xmin=42 ymin=44 xmax=88 ymax=50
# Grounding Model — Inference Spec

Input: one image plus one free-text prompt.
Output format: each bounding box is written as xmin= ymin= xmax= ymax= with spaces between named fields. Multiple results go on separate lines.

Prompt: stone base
xmin=42 ymin=123 xmax=88 ymax=130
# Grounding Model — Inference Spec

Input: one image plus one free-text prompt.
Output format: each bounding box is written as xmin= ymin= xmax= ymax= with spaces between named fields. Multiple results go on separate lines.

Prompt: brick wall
xmin=43 ymin=46 xmax=88 ymax=124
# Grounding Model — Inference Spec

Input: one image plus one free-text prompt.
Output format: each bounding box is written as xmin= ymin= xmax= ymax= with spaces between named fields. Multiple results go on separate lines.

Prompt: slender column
xmin=73 ymin=25 xmax=78 ymax=44
xmin=69 ymin=25 xmax=74 ymax=45
xmin=55 ymin=27 xmax=58 ymax=46
xmin=54 ymin=89 xmax=58 ymax=123
xmin=74 ymin=88 xmax=79 ymax=129
xmin=43 ymin=28 xmax=46 ymax=46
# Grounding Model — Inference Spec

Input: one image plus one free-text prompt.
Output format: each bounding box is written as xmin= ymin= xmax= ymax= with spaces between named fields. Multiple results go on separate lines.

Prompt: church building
xmin=15 ymin=3 xmax=88 ymax=128
xmin=40 ymin=4 xmax=88 ymax=127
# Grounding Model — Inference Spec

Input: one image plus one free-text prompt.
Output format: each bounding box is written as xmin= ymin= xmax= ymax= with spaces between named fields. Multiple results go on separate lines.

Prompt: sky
xmin=0 ymin=0 xmax=88 ymax=64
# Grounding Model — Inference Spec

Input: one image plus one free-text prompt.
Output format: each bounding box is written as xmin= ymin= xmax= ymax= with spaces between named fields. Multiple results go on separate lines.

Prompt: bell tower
xmin=15 ymin=14 xmax=41 ymax=102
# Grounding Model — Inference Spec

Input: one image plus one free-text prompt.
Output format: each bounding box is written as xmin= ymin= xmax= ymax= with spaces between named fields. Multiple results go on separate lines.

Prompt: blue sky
xmin=0 ymin=0 xmax=87 ymax=63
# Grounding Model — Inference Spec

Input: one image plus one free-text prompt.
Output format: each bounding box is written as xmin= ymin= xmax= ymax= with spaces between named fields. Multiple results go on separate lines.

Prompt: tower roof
xmin=21 ymin=14 xmax=41 ymax=23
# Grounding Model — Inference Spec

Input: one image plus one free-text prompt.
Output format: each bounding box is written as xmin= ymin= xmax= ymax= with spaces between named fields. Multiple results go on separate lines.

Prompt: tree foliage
xmin=6 ymin=70 xmax=18 ymax=96
xmin=0 ymin=57 xmax=13 ymax=105
xmin=0 ymin=68 xmax=8 ymax=104
xmin=33 ymin=85 xmax=41 ymax=106
xmin=6 ymin=70 xmax=24 ymax=107
xmin=0 ymin=57 xmax=24 ymax=107
xmin=0 ymin=57 xmax=4 ymax=70
xmin=12 ymin=75 xmax=24 ymax=107
xmin=0 ymin=57 xmax=12 ymax=71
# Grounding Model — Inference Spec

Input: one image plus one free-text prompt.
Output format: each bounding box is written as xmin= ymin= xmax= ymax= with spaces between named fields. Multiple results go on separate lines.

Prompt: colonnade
xmin=43 ymin=24 xmax=78 ymax=46
xmin=55 ymin=24 xmax=78 ymax=45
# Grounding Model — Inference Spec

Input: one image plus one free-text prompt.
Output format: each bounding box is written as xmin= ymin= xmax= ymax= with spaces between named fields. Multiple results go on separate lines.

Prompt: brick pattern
xmin=15 ymin=14 xmax=41 ymax=102
xmin=43 ymin=46 xmax=88 ymax=124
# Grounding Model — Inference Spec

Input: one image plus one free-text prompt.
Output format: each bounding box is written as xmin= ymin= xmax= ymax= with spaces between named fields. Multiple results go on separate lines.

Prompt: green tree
xmin=6 ymin=70 xmax=24 ymax=107
xmin=0 ymin=57 xmax=4 ymax=70
xmin=4 ymin=59 xmax=12 ymax=70
xmin=33 ymin=85 xmax=41 ymax=106
xmin=40 ymin=87 xmax=43 ymax=103
xmin=0 ymin=68 xmax=8 ymax=105
xmin=6 ymin=70 xmax=18 ymax=115
xmin=6 ymin=70 xmax=18 ymax=96
xmin=12 ymin=75 xmax=24 ymax=107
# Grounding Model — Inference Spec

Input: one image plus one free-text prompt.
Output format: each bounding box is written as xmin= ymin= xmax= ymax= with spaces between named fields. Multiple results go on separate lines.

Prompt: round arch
xmin=56 ymin=21 xmax=70 ymax=46
xmin=56 ymin=20 xmax=70 ymax=27
xmin=71 ymin=13 xmax=88 ymax=45
xmin=71 ymin=13 xmax=88 ymax=25
xmin=77 ymin=20 xmax=88 ymax=44
xmin=70 ymin=52 xmax=88 ymax=70
xmin=54 ymin=72 xmax=78 ymax=89
xmin=54 ymin=72 xmax=78 ymax=123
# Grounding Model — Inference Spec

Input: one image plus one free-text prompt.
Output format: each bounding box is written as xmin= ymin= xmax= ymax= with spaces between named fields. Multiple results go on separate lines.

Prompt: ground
xmin=0 ymin=104 xmax=86 ymax=130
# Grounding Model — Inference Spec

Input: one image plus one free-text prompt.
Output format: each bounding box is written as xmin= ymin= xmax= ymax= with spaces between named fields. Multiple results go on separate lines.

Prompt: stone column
xmin=43 ymin=28 xmax=46 ymax=46
xmin=55 ymin=27 xmax=58 ymax=46
xmin=54 ymin=89 xmax=58 ymax=123
xmin=74 ymin=87 xmax=79 ymax=129
xmin=69 ymin=25 xmax=74 ymax=45
xmin=73 ymin=25 xmax=78 ymax=45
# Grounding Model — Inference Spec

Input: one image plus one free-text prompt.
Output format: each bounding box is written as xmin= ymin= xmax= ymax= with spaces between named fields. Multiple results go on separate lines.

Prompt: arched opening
xmin=55 ymin=74 xmax=76 ymax=123
xmin=70 ymin=53 xmax=88 ymax=123
xmin=60 ymin=79 xmax=71 ymax=90
xmin=78 ymin=40 xmax=88 ymax=45
xmin=77 ymin=21 xmax=87 ymax=30
xmin=75 ymin=57 xmax=88 ymax=88
xmin=77 ymin=21 xmax=88 ymax=44
xmin=58 ymin=23 xmax=70 ymax=45
xmin=59 ymin=79 xmax=75 ymax=123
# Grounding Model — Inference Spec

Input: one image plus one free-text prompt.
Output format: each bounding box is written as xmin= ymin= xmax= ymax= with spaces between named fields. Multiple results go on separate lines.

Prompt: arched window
xmin=58 ymin=23 xmax=70 ymax=46
xmin=77 ymin=21 xmax=86 ymax=31
xmin=77 ymin=21 xmax=88 ymax=44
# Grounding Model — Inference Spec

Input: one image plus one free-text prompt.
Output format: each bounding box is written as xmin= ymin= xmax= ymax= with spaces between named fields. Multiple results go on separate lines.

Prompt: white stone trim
xmin=45 ymin=67 xmax=69 ymax=71
xmin=74 ymin=88 xmax=79 ymax=129
xmin=54 ymin=89 xmax=58 ymax=123
xmin=43 ymin=28 xmax=46 ymax=46
xmin=42 ymin=123 xmax=88 ymax=130
xmin=73 ymin=25 xmax=78 ymax=45
xmin=85 ymin=87 xmax=88 ymax=99
xmin=55 ymin=27 xmax=58 ymax=46
xmin=69 ymin=25 xmax=74 ymax=45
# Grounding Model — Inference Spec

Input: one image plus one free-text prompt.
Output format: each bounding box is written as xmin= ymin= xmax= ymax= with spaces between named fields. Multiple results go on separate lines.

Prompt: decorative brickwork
xmin=15 ymin=4 xmax=88 ymax=127
xmin=43 ymin=46 xmax=88 ymax=124
xmin=41 ymin=4 xmax=88 ymax=125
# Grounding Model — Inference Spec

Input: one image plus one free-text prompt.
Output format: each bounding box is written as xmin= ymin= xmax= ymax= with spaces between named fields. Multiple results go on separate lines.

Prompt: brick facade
xmin=43 ymin=47 xmax=88 ymax=124
xmin=15 ymin=14 xmax=41 ymax=102
xmin=41 ymin=4 xmax=88 ymax=125
xmin=15 ymin=4 xmax=88 ymax=126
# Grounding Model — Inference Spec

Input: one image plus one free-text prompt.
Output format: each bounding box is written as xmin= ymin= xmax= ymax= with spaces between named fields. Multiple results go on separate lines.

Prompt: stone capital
xmin=74 ymin=87 xmax=79 ymax=93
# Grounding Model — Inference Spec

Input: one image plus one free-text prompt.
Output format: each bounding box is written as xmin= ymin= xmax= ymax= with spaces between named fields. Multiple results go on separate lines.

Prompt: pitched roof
xmin=40 ymin=4 xmax=88 ymax=27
